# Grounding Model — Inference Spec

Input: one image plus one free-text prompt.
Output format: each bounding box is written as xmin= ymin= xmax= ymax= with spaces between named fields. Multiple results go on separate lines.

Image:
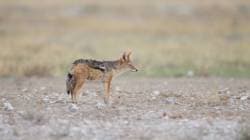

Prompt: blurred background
xmin=0 ymin=0 xmax=249 ymax=77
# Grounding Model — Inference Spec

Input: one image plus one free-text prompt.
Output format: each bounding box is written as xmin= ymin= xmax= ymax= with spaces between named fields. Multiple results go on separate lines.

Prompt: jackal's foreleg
xmin=103 ymin=76 xmax=113 ymax=104
xmin=72 ymin=78 xmax=85 ymax=104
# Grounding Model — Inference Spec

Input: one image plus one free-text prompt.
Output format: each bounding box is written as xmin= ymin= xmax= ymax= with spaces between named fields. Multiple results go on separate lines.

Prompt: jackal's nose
xmin=132 ymin=69 xmax=138 ymax=72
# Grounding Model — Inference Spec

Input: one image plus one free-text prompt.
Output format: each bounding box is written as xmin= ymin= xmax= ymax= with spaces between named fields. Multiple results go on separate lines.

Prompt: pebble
xmin=2 ymin=98 xmax=6 ymax=102
xmin=34 ymin=89 xmax=38 ymax=93
xmin=218 ymin=88 xmax=230 ymax=94
xmin=95 ymin=102 xmax=106 ymax=109
xmin=40 ymin=87 xmax=46 ymax=91
xmin=3 ymin=102 xmax=14 ymax=111
xmin=240 ymin=96 xmax=248 ymax=100
xmin=22 ymin=88 xmax=28 ymax=92
xmin=115 ymin=86 xmax=121 ymax=92
xmin=123 ymin=120 xmax=129 ymax=124
xmin=152 ymin=90 xmax=160 ymax=96
xmin=69 ymin=104 xmax=79 ymax=112
xmin=165 ymin=97 xmax=176 ymax=104
xmin=42 ymin=96 xmax=50 ymax=103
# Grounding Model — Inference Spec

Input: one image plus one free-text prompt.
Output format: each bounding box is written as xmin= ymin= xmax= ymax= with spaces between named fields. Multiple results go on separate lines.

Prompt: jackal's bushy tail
xmin=66 ymin=72 xmax=75 ymax=95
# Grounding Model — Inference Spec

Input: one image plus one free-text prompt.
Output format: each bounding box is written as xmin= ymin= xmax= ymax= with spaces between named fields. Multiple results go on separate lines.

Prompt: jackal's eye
xmin=128 ymin=63 xmax=134 ymax=67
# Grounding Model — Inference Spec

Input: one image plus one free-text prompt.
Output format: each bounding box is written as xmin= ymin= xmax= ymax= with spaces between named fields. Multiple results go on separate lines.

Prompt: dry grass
xmin=0 ymin=0 xmax=250 ymax=77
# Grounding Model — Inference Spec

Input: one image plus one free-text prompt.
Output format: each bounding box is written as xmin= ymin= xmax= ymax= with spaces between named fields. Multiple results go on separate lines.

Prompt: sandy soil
xmin=0 ymin=77 xmax=250 ymax=140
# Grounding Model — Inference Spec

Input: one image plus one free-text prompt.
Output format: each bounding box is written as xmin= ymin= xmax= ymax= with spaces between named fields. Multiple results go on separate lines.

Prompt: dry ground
xmin=0 ymin=77 xmax=250 ymax=140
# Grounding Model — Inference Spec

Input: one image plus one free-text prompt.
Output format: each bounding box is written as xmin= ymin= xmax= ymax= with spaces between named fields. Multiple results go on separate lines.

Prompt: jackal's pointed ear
xmin=127 ymin=51 xmax=132 ymax=60
xmin=121 ymin=52 xmax=127 ymax=61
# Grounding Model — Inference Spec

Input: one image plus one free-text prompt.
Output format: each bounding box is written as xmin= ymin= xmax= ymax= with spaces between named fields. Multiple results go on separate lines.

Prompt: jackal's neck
xmin=103 ymin=60 xmax=120 ymax=71
xmin=111 ymin=60 xmax=130 ymax=77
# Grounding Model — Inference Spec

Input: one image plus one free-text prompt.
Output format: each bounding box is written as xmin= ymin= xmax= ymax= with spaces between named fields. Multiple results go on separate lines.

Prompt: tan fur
xmin=66 ymin=51 xmax=138 ymax=104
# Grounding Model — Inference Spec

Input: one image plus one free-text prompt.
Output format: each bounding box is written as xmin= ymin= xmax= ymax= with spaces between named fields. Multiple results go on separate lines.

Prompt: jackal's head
xmin=117 ymin=51 xmax=138 ymax=72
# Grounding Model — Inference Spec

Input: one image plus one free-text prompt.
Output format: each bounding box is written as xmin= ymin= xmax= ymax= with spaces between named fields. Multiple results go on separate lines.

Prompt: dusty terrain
xmin=0 ymin=77 xmax=250 ymax=140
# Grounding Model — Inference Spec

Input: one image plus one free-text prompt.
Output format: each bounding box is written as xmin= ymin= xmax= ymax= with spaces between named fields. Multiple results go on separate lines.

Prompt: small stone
xmin=43 ymin=96 xmax=50 ymax=103
xmin=40 ymin=87 xmax=46 ymax=91
xmin=218 ymin=88 xmax=230 ymax=94
xmin=115 ymin=86 xmax=121 ymax=92
xmin=69 ymin=104 xmax=79 ymax=112
xmin=3 ymin=102 xmax=14 ymax=111
xmin=85 ymin=90 xmax=91 ymax=95
xmin=233 ymin=96 xmax=241 ymax=99
xmin=123 ymin=120 xmax=129 ymax=124
xmin=240 ymin=96 xmax=248 ymax=100
xmin=22 ymin=88 xmax=28 ymax=92
xmin=165 ymin=97 xmax=176 ymax=104
xmin=152 ymin=90 xmax=160 ymax=96
xmin=95 ymin=102 xmax=105 ymax=109
xmin=34 ymin=89 xmax=38 ymax=93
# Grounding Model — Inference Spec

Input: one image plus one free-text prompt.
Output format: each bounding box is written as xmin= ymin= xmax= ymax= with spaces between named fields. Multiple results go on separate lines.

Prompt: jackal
xmin=66 ymin=51 xmax=138 ymax=104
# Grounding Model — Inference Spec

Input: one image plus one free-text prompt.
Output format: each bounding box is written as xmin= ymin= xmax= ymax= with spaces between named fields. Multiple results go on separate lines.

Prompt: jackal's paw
xmin=104 ymin=97 xmax=113 ymax=106
xmin=104 ymin=97 xmax=109 ymax=104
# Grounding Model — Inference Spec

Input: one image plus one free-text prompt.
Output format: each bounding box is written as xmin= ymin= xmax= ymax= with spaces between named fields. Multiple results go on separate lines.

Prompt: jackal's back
xmin=73 ymin=59 xmax=106 ymax=72
xmin=71 ymin=60 xmax=109 ymax=81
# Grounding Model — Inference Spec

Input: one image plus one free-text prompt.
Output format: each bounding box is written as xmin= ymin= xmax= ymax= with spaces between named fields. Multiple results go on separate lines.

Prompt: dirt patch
xmin=0 ymin=77 xmax=250 ymax=140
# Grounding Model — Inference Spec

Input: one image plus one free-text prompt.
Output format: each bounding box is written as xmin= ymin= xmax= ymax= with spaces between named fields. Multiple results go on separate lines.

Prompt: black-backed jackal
xmin=66 ymin=51 xmax=138 ymax=104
